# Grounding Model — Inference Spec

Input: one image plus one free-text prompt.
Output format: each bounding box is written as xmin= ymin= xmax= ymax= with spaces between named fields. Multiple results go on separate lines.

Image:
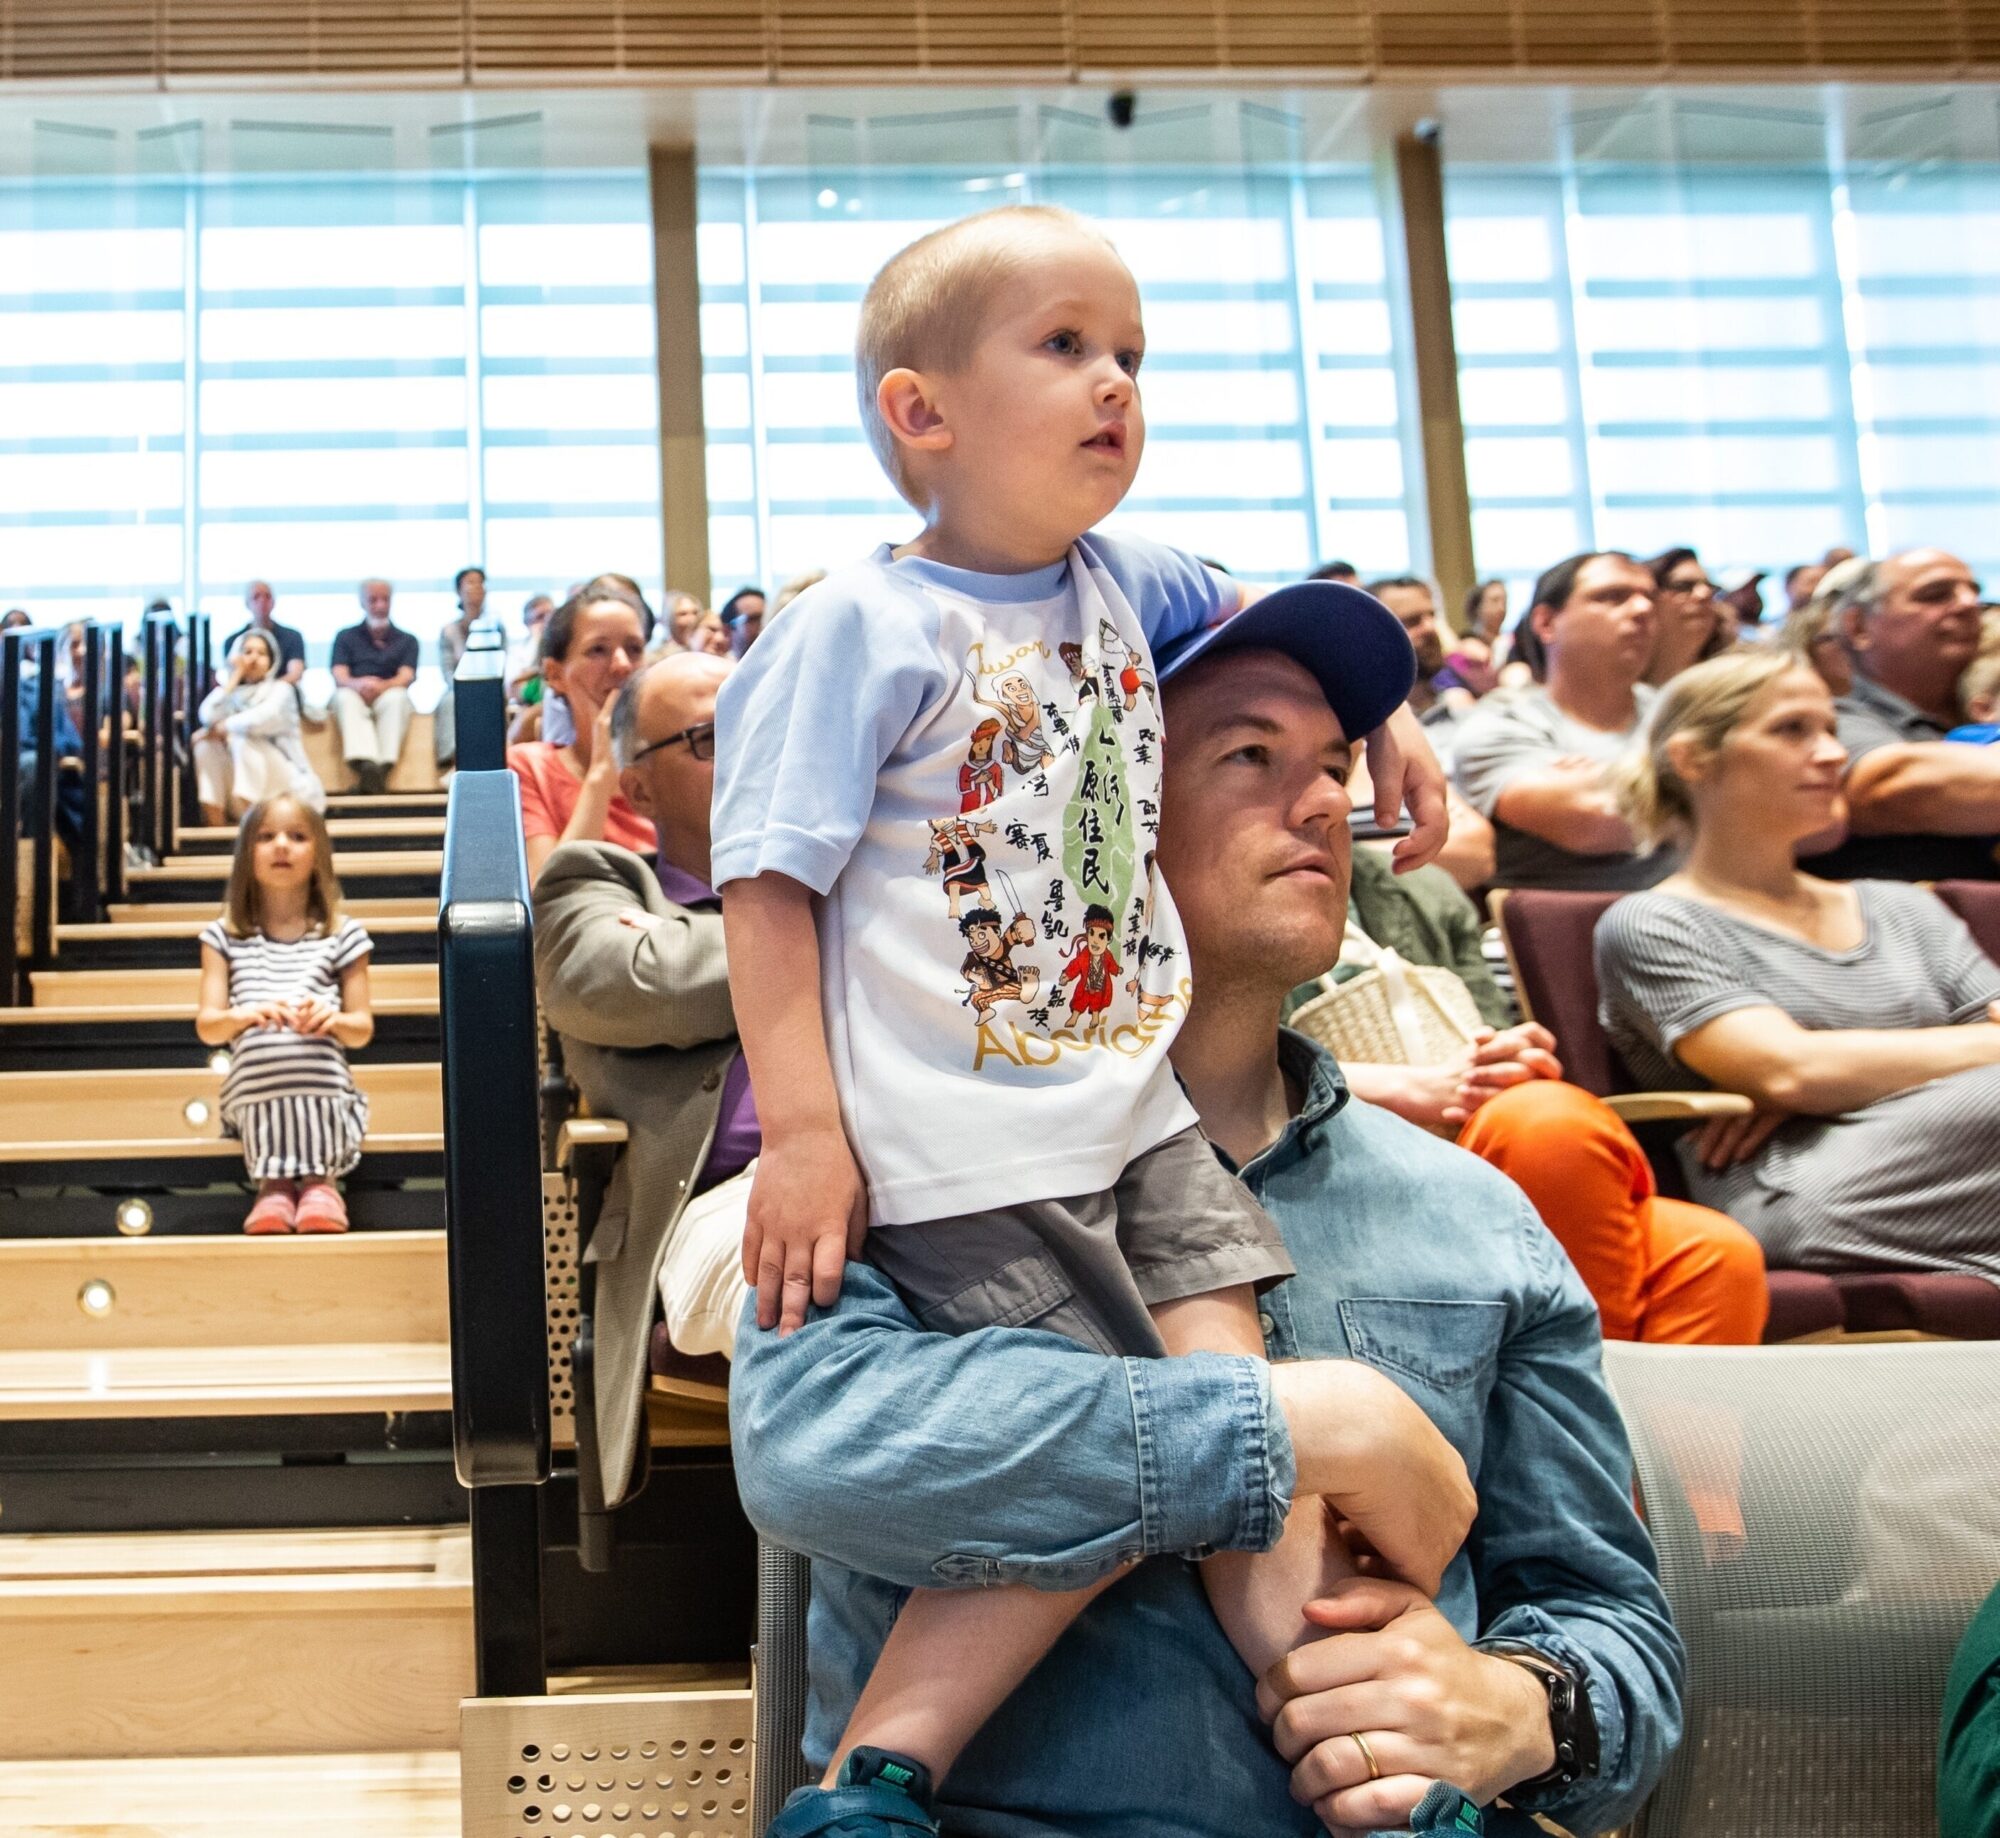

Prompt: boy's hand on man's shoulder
xmin=743 ymin=1124 xmax=867 ymax=1336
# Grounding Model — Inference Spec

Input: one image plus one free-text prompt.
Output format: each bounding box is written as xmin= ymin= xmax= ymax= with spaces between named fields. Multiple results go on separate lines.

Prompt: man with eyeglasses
xmin=531 ymin=649 xmax=748 ymax=1515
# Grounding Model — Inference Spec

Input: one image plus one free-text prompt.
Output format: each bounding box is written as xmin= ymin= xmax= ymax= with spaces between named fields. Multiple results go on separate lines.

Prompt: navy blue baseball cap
xmin=1154 ymin=580 xmax=1418 ymax=740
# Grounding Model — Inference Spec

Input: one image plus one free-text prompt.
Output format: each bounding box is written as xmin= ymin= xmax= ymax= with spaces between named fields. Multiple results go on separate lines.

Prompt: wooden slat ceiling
xmin=0 ymin=0 xmax=1993 ymax=81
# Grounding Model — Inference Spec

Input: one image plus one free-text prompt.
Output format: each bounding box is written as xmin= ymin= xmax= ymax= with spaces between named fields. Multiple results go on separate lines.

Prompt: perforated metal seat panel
xmin=1600 ymin=1340 xmax=2000 ymax=1836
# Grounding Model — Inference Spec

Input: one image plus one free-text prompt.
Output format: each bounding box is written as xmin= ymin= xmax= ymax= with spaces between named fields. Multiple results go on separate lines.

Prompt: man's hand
xmin=743 ymin=1124 xmax=866 ymax=1336
xmin=1257 ymin=1579 xmax=1557 ymax=1834
xmin=1690 ymin=1106 xmax=1787 ymax=1172
xmin=1364 ymin=707 xmax=1450 ymax=874
xmin=1270 ymin=1362 xmax=1476 ymax=1598
xmin=357 ymin=678 xmax=382 ymax=706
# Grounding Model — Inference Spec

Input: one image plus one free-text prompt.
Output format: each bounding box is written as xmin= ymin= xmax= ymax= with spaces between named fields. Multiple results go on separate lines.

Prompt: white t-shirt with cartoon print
xmin=710 ymin=532 xmax=1232 ymax=1227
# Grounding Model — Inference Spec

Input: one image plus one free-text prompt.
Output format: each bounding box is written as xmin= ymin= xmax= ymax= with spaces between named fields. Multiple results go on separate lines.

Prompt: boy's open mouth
xmin=1083 ymin=426 xmax=1126 ymax=454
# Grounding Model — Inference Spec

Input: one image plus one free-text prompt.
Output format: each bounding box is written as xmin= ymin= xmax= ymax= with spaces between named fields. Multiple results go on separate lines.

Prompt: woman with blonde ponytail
xmin=1595 ymin=651 xmax=2000 ymax=1286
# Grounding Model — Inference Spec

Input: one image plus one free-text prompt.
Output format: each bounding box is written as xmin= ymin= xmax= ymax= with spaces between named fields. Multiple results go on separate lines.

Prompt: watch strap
xmin=1484 ymin=1644 xmax=1600 ymax=1793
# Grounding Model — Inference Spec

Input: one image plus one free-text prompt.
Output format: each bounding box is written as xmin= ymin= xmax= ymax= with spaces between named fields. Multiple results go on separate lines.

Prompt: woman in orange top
xmin=508 ymin=586 xmax=657 ymax=882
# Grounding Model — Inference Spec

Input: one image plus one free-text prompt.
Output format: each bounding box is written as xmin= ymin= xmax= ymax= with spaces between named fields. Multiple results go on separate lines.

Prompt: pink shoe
xmin=244 ymin=1183 xmax=297 ymax=1235
xmin=294 ymin=1182 xmax=349 ymax=1234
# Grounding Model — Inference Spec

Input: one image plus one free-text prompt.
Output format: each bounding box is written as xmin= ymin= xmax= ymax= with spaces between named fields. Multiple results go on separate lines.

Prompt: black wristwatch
xmin=1483 ymin=1645 xmax=1600 ymax=1793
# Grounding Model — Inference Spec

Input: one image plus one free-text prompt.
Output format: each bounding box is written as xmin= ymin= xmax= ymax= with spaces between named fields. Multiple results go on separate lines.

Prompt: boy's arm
xmin=724 ymin=872 xmax=865 ymax=1336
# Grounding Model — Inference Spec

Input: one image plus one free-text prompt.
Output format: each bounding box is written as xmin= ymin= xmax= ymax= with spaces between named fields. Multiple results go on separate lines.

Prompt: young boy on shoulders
xmin=712 ymin=203 xmax=1464 ymax=1838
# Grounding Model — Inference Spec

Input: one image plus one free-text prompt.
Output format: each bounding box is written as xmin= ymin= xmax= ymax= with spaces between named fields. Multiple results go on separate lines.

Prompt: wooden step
xmin=140 ymin=851 xmax=442 ymax=880
xmin=106 ymin=898 xmax=435 ymax=924
xmin=0 ymin=1231 xmax=446 ymax=1350
xmin=0 ymin=1751 xmax=461 ymax=1838
xmin=325 ymin=791 xmax=449 ymax=820
xmin=30 ymin=963 xmax=438 ymax=1008
xmin=56 ymin=914 xmax=438 ymax=970
xmin=0 ymin=1340 xmax=451 ymax=1419
xmin=174 ymin=818 xmax=446 ymax=855
xmin=0 ymin=1062 xmax=440 ymax=1160
xmin=0 ymin=1527 xmax=472 ymax=1757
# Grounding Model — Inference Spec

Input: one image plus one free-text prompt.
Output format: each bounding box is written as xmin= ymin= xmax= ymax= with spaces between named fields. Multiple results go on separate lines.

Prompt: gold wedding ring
xmin=1350 ymin=1731 xmax=1382 ymax=1781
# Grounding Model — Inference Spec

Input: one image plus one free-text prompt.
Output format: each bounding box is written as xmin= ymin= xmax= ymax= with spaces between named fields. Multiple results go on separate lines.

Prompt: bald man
xmin=531 ymin=649 xmax=746 ymax=1513
xmin=1804 ymin=547 xmax=2000 ymax=881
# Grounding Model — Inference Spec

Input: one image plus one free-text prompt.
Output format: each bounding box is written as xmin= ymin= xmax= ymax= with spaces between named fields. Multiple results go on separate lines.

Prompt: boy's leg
xmin=1154 ymin=1285 xmax=1359 ymax=1677
xmin=819 ymin=1572 xmax=1123 ymax=1789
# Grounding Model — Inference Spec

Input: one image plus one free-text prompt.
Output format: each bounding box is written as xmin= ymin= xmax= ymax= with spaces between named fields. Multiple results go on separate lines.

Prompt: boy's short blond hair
xmin=856 ymin=204 xmax=1116 ymax=508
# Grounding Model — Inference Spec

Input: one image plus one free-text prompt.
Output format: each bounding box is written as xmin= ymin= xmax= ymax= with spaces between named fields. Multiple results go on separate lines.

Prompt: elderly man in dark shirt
xmin=1803 ymin=547 xmax=1999 ymax=881
xmin=330 ymin=577 xmax=418 ymax=794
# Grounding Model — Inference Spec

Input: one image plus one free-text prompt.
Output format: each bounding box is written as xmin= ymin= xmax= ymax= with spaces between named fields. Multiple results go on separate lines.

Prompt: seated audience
xmin=58 ymin=619 xmax=89 ymax=733
xmin=661 ymin=590 xmax=706 ymax=652
xmin=1954 ymin=646 xmax=2000 ymax=743
xmin=1643 ymin=547 xmax=1725 ymax=687
xmin=1783 ymin=545 xmax=1856 ymax=614
xmin=1801 ymin=547 xmax=2000 ymax=881
xmin=14 ymin=655 xmax=86 ymax=855
xmin=1452 ymin=551 xmax=1675 ymax=892
xmin=194 ymin=629 xmax=325 ymax=824
xmin=508 ymin=585 xmax=656 ymax=882
xmin=434 ymin=564 xmax=488 ymax=771
xmin=531 ymin=648 xmax=740 ymax=1511
xmin=0 ymin=609 xmax=29 ymax=632
xmin=719 ymin=584 xmax=766 ymax=654
xmin=1368 ymin=575 xmax=1473 ymax=756
xmin=1598 ymin=648 xmax=2000 ymax=1289
xmin=508 ymin=593 xmax=553 ymax=704
xmin=691 ymin=610 xmax=735 ymax=657
xmin=1438 ymin=576 xmax=1508 ymax=696
xmin=1293 ymin=852 xmax=1767 ymax=1348
xmin=732 ymin=611 xmax=1683 ymax=1838
xmin=330 ymin=577 xmax=418 ymax=795
xmin=223 ymin=579 xmax=306 ymax=686
xmin=1307 ymin=558 xmax=1358 ymax=584
xmin=1779 ymin=554 xmax=1869 ymax=698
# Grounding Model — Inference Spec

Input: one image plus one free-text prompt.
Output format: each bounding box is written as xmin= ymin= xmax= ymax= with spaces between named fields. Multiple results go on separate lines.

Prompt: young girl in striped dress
xmin=195 ymin=795 xmax=374 ymax=1234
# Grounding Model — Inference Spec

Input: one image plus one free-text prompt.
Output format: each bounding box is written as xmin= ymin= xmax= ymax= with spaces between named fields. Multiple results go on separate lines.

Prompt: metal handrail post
xmin=27 ymin=632 xmax=57 ymax=969
xmin=0 ymin=634 xmax=22 ymax=1004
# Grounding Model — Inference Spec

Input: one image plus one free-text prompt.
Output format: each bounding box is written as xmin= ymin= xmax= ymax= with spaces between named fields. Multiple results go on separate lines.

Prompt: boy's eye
xmin=1118 ymin=349 xmax=1143 ymax=376
xmin=1228 ymin=744 xmax=1268 ymax=765
xmin=1326 ymin=764 xmax=1350 ymax=787
xmin=1045 ymin=330 xmax=1081 ymax=355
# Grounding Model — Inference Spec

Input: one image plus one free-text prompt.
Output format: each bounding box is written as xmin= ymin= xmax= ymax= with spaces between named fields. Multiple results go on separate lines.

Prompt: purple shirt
xmin=657 ymin=854 xmax=761 ymax=1193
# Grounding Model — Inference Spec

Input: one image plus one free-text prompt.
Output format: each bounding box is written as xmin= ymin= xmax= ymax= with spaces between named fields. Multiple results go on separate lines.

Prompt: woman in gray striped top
xmin=1596 ymin=650 xmax=2000 ymax=1288
xmin=195 ymin=795 xmax=375 ymax=1234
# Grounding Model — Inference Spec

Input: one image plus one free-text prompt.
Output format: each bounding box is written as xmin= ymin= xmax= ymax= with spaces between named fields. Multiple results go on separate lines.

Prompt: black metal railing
xmin=453 ymin=624 xmax=508 ymax=774
xmin=0 ymin=629 xmax=59 ymax=1003
xmin=439 ymin=766 xmax=550 ymax=1696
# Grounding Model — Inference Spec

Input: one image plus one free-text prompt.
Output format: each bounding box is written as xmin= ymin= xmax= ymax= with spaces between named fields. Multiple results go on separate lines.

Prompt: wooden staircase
xmin=0 ymin=771 xmax=463 ymax=1773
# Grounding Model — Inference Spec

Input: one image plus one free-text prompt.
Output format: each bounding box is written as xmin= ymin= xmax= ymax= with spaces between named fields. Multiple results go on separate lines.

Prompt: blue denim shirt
xmin=732 ymin=1033 xmax=1684 ymax=1837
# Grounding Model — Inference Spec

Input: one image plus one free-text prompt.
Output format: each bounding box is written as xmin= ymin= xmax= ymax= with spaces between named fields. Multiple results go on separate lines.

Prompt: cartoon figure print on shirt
xmin=942 ymin=618 xmax=1181 ymax=1063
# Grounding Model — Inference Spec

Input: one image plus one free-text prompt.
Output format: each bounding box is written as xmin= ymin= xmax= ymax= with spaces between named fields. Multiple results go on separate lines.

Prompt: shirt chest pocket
xmin=1336 ymin=1297 xmax=1507 ymax=1469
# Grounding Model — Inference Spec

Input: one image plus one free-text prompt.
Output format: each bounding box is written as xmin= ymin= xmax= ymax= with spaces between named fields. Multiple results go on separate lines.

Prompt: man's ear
xmin=877 ymin=368 xmax=952 ymax=456
xmin=1529 ymin=602 xmax=1559 ymax=646
xmin=619 ymin=764 xmax=653 ymax=818
xmin=1839 ymin=601 xmax=1871 ymax=656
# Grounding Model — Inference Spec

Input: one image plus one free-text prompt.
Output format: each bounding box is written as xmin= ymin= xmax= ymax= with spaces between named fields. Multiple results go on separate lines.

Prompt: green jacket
xmin=1941 ymin=1580 xmax=2000 ymax=1838
xmin=1286 ymin=848 xmax=1511 ymax=1031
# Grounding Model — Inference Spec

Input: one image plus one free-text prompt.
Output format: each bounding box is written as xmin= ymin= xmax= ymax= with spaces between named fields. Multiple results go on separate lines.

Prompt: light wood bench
xmin=103 ymin=897 xmax=435 ymax=924
xmin=175 ymin=817 xmax=446 ymax=854
xmin=0 ymin=1061 xmax=441 ymax=1160
xmin=0 ymin=1526 xmax=471 ymax=1758
xmin=133 ymin=850 xmax=443 ymax=886
xmin=28 ymin=962 xmax=439 ymax=1010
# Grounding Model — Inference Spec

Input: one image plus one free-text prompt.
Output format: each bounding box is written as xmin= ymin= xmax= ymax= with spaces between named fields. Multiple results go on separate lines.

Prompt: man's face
xmin=1375 ymin=582 xmax=1445 ymax=677
xmin=919 ymin=228 xmax=1146 ymax=551
xmin=1847 ymin=549 xmax=1983 ymax=687
xmin=458 ymin=570 xmax=486 ymax=618
xmin=1158 ymin=650 xmax=1353 ymax=997
xmin=1535 ymin=555 xmax=1656 ymax=685
xmin=246 ymin=581 xmax=275 ymax=621
xmin=965 ymin=919 xmax=1003 ymax=960
xmin=621 ymin=653 xmax=732 ymax=874
xmin=360 ymin=580 xmax=392 ymax=622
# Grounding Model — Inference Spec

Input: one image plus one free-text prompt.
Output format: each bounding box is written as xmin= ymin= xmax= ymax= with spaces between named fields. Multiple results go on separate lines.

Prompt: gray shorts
xmin=865 ymin=1125 xmax=1294 ymax=1357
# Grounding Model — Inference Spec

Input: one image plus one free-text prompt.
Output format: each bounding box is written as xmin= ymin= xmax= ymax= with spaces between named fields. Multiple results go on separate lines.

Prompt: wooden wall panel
xmin=1 ymin=0 xmax=1995 ymax=82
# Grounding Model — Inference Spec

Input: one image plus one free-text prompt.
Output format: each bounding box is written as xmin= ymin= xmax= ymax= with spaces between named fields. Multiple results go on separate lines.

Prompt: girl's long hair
xmin=222 ymin=794 xmax=344 ymax=938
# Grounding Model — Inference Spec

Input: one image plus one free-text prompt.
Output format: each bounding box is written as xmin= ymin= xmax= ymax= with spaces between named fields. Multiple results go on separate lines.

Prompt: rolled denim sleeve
xmin=1470 ymin=1213 xmax=1686 ymax=1835
xmin=730 ymin=1265 xmax=1293 ymax=1591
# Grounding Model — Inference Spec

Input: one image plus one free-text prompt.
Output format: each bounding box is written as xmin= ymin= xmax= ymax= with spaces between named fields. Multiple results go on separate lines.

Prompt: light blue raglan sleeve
xmin=709 ymin=571 xmax=950 ymax=895
xmin=1084 ymin=530 xmax=1240 ymax=650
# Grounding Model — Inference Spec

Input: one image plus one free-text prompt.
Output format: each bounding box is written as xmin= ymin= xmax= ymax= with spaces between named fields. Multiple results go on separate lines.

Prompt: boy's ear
xmin=877 ymin=368 xmax=952 ymax=455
